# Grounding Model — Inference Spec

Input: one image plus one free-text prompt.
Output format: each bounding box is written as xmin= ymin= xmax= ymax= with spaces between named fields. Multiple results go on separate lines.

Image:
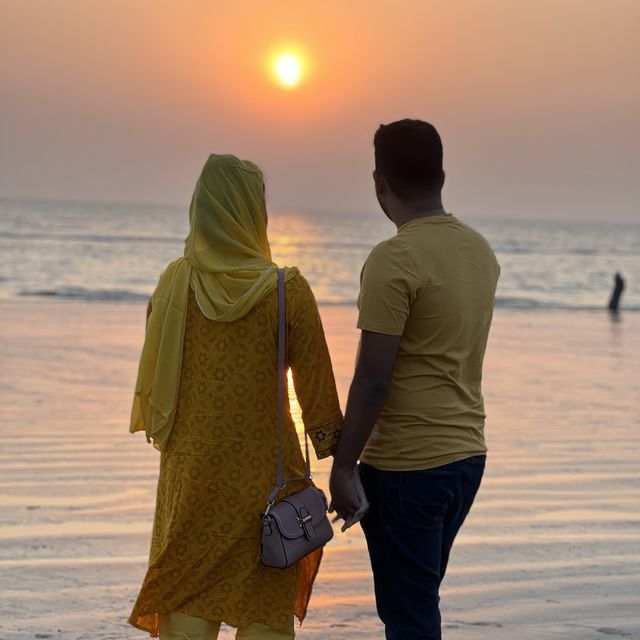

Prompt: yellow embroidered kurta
xmin=129 ymin=273 xmax=343 ymax=635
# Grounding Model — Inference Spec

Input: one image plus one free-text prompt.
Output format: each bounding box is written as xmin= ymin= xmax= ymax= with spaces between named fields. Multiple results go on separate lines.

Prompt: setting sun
xmin=272 ymin=51 xmax=304 ymax=89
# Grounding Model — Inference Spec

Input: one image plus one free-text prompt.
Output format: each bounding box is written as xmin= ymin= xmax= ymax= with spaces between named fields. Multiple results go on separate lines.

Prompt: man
xmin=330 ymin=119 xmax=500 ymax=640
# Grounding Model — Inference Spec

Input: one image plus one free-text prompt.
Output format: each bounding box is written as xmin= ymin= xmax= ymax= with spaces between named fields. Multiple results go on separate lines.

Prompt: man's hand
xmin=329 ymin=465 xmax=362 ymax=531
xmin=328 ymin=330 xmax=400 ymax=531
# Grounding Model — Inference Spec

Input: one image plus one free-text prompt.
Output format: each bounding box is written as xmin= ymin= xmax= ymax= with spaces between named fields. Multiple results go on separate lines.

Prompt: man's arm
xmin=329 ymin=329 xmax=401 ymax=522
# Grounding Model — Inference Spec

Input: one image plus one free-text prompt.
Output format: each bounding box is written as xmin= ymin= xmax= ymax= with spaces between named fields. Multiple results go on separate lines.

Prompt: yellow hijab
xmin=130 ymin=154 xmax=298 ymax=450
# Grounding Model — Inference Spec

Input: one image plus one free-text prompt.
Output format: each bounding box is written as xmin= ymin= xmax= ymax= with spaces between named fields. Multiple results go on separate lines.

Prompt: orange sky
xmin=1 ymin=0 xmax=639 ymax=220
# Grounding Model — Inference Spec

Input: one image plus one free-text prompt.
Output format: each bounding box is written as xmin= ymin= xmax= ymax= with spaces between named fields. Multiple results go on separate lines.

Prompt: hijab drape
xmin=130 ymin=154 xmax=298 ymax=450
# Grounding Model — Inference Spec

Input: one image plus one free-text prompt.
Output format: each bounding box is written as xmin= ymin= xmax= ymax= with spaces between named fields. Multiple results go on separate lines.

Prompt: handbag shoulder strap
xmin=267 ymin=268 xmax=312 ymax=511
xmin=276 ymin=267 xmax=286 ymax=489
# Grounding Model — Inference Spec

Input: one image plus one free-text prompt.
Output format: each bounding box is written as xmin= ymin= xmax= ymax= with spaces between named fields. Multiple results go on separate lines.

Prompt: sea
xmin=1 ymin=197 xmax=640 ymax=638
xmin=1 ymin=197 xmax=638 ymax=311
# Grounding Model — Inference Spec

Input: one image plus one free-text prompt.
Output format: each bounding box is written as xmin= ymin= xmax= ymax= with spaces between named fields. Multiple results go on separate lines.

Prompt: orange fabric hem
xmin=294 ymin=546 xmax=323 ymax=624
xmin=129 ymin=548 xmax=323 ymax=635
xmin=128 ymin=612 xmax=160 ymax=637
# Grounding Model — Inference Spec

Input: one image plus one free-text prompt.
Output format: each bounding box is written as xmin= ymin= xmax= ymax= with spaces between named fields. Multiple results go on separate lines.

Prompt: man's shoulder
xmin=451 ymin=217 xmax=493 ymax=247
xmin=366 ymin=235 xmax=411 ymax=266
xmin=439 ymin=217 xmax=497 ymax=261
xmin=361 ymin=235 xmax=422 ymax=293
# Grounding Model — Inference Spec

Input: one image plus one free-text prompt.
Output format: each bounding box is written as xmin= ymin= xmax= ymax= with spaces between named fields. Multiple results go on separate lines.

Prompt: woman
xmin=128 ymin=154 xmax=343 ymax=639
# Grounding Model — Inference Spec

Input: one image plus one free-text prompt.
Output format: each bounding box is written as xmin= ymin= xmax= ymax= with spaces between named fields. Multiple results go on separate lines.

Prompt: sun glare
xmin=272 ymin=52 xmax=304 ymax=89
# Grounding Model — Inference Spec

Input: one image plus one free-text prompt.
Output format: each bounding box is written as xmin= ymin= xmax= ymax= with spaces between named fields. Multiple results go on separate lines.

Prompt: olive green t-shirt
xmin=358 ymin=214 xmax=500 ymax=471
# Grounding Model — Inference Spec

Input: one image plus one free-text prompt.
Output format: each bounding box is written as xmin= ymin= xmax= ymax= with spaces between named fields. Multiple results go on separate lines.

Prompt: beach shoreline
xmin=1 ymin=299 xmax=639 ymax=639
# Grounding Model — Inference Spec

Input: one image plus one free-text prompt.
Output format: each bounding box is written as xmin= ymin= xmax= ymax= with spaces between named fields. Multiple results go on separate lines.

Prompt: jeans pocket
xmin=398 ymin=475 xmax=449 ymax=526
xmin=399 ymin=497 xmax=447 ymax=528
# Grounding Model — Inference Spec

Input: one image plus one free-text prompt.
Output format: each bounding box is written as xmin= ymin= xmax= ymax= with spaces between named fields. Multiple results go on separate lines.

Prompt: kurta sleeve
xmin=286 ymin=274 xmax=343 ymax=459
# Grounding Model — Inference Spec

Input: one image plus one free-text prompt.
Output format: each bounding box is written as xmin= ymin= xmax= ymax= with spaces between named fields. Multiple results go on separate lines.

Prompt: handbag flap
xmin=269 ymin=486 xmax=328 ymax=539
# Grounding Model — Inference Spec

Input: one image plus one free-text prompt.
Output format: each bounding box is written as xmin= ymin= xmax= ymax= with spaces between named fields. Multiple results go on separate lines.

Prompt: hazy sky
xmin=1 ymin=0 xmax=639 ymax=220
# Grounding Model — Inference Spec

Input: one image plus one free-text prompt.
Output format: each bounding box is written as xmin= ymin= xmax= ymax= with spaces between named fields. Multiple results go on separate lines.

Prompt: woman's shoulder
xmin=285 ymin=270 xmax=311 ymax=293
xmin=285 ymin=271 xmax=317 ymax=308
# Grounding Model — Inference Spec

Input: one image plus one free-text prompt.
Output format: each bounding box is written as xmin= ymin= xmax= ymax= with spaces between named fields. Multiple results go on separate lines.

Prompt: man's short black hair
xmin=374 ymin=119 xmax=443 ymax=200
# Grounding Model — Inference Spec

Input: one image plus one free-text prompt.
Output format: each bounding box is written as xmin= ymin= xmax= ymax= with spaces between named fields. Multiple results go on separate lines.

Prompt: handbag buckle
xmin=297 ymin=513 xmax=312 ymax=527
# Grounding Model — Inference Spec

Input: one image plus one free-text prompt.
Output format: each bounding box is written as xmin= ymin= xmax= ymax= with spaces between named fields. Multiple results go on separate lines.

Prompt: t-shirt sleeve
xmin=357 ymin=240 xmax=421 ymax=335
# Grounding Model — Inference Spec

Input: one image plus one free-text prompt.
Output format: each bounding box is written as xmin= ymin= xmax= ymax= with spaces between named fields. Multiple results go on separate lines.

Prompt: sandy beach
xmin=1 ymin=299 xmax=639 ymax=639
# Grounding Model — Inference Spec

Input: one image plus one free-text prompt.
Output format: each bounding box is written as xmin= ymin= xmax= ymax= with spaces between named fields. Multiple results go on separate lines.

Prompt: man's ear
xmin=373 ymin=170 xmax=387 ymax=196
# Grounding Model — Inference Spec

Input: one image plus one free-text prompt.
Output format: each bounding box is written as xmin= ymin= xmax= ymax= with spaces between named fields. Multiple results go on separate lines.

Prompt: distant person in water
xmin=329 ymin=119 xmax=500 ymax=640
xmin=128 ymin=154 xmax=343 ymax=639
xmin=608 ymin=272 xmax=625 ymax=312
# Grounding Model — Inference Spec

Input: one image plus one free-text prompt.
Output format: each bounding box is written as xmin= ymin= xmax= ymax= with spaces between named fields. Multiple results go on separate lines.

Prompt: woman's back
xmin=174 ymin=272 xmax=341 ymax=461
xmin=130 ymin=272 xmax=342 ymax=635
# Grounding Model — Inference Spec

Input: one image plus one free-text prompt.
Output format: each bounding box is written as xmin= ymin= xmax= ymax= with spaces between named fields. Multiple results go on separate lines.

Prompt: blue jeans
xmin=359 ymin=455 xmax=486 ymax=640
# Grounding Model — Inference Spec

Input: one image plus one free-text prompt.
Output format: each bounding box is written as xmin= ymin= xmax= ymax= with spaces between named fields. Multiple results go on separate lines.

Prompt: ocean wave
xmin=314 ymin=297 xmax=640 ymax=312
xmin=12 ymin=288 xmax=640 ymax=312
xmin=4 ymin=230 xmax=637 ymax=257
xmin=18 ymin=287 xmax=150 ymax=302
xmin=19 ymin=287 xmax=349 ymax=306
xmin=491 ymin=246 xmax=638 ymax=257
xmin=0 ymin=231 xmax=182 ymax=245
xmin=494 ymin=297 xmax=640 ymax=311
xmin=495 ymin=297 xmax=545 ymax=309
xmin=314 ymin=299 xmax=357 ymax=307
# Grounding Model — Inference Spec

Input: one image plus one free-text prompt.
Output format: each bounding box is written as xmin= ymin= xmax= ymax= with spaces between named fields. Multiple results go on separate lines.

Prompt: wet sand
xmin=1 ymin=299 xmax=639 ymax=639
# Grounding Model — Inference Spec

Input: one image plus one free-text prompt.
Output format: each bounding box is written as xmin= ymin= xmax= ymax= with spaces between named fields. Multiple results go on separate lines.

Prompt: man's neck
xmin=392 ymin=200 xmax=447 ymax=229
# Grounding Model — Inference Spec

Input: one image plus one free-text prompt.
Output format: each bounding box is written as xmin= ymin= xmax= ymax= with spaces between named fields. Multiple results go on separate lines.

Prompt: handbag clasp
xmin=297 ymin=513 xmax=312 ymax=527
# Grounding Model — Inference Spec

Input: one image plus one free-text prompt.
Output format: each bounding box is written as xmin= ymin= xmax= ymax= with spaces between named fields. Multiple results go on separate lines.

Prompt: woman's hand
xmin=329 ymin=465 xmax=369 ymax=532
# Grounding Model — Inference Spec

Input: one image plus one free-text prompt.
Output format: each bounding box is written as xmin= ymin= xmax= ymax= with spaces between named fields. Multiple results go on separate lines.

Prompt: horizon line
xmin=0 ymin=194 xmax=637 ymax=225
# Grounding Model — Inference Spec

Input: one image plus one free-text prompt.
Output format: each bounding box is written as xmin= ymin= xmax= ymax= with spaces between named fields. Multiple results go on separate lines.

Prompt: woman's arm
xmin=287 ymin=275 xmax=343 ymax=459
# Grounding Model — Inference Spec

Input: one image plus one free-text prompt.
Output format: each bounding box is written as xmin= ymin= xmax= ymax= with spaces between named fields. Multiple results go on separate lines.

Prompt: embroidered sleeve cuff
xmin=307 ymin=416 xmax=343 ymax=460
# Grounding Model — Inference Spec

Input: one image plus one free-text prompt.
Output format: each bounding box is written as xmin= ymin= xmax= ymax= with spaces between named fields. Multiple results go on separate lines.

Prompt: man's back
xmin=357 ymin=214 xmax=500 ymax=470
